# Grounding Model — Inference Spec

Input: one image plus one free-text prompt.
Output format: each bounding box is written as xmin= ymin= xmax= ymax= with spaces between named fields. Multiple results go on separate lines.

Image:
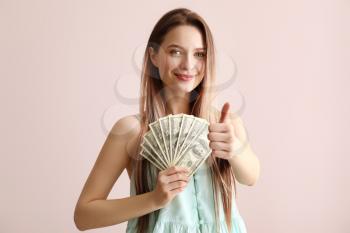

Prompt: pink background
xmin=1 ymin=1 xmax=349 ymax=232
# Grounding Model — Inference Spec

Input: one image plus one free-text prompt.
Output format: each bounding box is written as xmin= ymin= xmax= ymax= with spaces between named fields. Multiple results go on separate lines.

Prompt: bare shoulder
xmin=109 ymin=114 xmax=141 ymax=139
xmin=75 ymin=114 xmax=141 ymax=205
xmin=109 ymin=114 xmax=142 ymax=176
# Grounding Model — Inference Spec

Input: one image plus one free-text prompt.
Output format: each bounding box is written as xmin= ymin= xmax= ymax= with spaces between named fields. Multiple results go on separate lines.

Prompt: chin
xmin=175 ymin=82 xmax=197 ymax=93
xmin=171 ymin=87 xmax=193 ymax=95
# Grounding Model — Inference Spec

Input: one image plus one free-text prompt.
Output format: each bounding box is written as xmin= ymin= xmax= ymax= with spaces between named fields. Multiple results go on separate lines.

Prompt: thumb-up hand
xmin=219 ymin=102 xmax=230 ymax=123
xmin=208 ymin=102 xmax=237 ymax=160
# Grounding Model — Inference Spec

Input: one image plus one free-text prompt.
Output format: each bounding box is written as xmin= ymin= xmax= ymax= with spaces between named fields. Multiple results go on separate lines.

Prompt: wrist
xmin=149 ymin=191 xmax=164 ymax=210
xmin=228 ymin=139 xmax=243 ymax=164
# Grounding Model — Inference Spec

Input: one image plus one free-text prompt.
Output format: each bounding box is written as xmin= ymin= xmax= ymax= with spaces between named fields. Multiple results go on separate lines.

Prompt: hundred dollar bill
xmin=172 ymin=115 xmax=195 ymax=165
xmin=140 ymin=147 xmax=166 ymax=171
xmin=158 ymin=115 xmax=171 ymax=165
xmin=188 ymin=152 xmax=210 ymax=177
xmin=175 ymin=117 xmax=209 ymax=164
xmin=149 ymin=118 xmax=169 ymax=165
xmin=142 ymin=131 xmax=168 ymax=169
xmin=175 ymin=123 xmax=212 ymax=176
xmin=141 ymin=114 xmax=211 ymax=176
xmin=168 ymin=115 xmax=173 ymax=164
xmin=169 ymin=114 xmax=184 ymax=164
xmin=187 ymin=125 xmax=212 ymax=177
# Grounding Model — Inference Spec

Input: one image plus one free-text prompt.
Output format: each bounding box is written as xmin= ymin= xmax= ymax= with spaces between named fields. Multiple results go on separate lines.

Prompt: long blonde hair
xmin=132 ymin=8 xmax=236 ymax=233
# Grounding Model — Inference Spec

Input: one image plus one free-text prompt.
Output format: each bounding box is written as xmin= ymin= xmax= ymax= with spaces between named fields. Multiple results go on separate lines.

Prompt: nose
xmin=180 ymin=53 xmax=196 ymax=71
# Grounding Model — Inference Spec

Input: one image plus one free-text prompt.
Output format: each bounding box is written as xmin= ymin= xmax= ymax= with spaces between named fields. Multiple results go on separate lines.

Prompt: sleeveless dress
xmin=126 ymin=114 xmax=248 ymax=233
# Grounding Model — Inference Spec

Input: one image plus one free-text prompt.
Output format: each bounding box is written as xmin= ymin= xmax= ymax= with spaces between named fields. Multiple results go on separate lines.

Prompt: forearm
xmin=228 ymin=139 xmax=260 ymax=186
xmin=74 ymin=191 xmax=160 ymax=231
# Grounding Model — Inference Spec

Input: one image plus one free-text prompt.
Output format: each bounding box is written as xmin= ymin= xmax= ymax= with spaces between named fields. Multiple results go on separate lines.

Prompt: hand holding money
xmin=151 ymin=166 xmax=190 ymax=208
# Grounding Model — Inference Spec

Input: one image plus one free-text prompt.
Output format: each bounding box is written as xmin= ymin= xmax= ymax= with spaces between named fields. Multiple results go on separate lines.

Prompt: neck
xmin=163 ymin=88 xmax=191 ymax=115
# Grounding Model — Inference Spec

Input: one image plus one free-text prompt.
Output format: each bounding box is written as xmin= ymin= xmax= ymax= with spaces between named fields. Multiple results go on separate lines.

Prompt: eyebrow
xmin=166 ymin=44 xmax=206 ymax=50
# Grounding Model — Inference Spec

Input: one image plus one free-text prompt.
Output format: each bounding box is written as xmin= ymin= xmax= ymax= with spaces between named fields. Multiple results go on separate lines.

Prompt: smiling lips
xmin=174 ymin=73 xmax=195 ymax=81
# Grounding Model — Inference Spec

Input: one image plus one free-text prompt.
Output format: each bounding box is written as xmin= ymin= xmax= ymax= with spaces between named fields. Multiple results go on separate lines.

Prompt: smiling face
xmin=149 ymin=25 xmax=207 ymax=95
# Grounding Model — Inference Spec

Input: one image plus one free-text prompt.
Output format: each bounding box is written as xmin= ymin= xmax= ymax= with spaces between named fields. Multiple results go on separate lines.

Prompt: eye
xmin=170 ymin=49 xmax=182 ymax=56
xmin=195 ymin=52 xmax=206 ymax=58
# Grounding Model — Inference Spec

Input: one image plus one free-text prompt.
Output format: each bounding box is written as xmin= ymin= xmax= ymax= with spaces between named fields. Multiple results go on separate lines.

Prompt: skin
xmin=209 ymin=102 xmax=261 ymax=186
xmin=73 ymin=25 xmax=260 ymax=231
xmin=148 ymin=25 xmax=206 ymax=114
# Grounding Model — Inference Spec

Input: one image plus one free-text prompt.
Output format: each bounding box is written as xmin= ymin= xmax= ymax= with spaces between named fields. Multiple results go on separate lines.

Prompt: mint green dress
xmin=126 ymin=115 xmax=248 ymax=233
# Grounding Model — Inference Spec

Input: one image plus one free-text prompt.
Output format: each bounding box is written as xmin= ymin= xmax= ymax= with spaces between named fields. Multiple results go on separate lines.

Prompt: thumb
xmin=219 ymin=102 xmax=230 ymax=123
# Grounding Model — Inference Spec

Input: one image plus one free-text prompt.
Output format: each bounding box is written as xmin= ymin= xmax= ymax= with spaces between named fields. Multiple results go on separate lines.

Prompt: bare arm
xmin=73 ymin=115 xmax=189 ymax=231
xmin=74 ymin=191 xmax=161 ymax=230
xmin=228 ymin=112 xmax=260 ymax=186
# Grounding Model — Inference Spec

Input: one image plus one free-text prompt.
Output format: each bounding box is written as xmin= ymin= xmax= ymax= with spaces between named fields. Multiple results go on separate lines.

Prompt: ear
xmin=148 ymin=47 xmax=159 ymax=68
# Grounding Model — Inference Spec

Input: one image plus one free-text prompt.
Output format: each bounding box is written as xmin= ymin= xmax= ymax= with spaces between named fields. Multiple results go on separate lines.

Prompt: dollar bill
xmin=149 ymin=119 xmax=169 ymax=165
xmin=175 ymin=117 xmax=208 ymax=164
xmin=140 ymin=114 xmax=211 ymax=176
xmin=168 ymin=115 xmax=173 ymax=164
xmin=158 ymin=115 xmax=171 ymax=164
xmin=175 ymin=122 xmax=212 ymax=176
xmin=140 ymin=147 xmax=166 ymax=171
xmin=172 ymin=115 xmax=195 ymax=165
xmin=142 ymin=131 xmax=168 ymax=169
xmin=169 ymin=114 xmax=184 ymax=164
xmin=187 ymin=124 xmax=212 ymax=177
xmin=187 ymin=151 xmax=211 ymax=177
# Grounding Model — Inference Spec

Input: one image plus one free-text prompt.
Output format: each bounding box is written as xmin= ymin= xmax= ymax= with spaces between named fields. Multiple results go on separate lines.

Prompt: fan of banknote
xmin=140 ymin=114 xmax=212 ymax=177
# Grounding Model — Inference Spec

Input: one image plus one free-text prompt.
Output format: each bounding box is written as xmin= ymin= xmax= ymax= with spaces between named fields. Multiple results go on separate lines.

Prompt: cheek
xmin=166 ymin=58 xmax=181 ymax=71
xmin=197 ymin=60 xmax=205 ymax=73
xmin=158 ymin=59 xmax=171 ymax=79
xmin=160 ymin=58 xmax=178 ymax=76
xmin=196 ymin=74 xmax=204 ymax=83
xmin=195 ymin=62 xmax=206 ymax=81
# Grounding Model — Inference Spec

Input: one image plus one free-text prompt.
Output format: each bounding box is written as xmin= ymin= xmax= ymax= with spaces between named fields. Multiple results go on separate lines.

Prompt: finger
xmin=209 ymin=123 xmax=231 ymax=132
xmin=170 ymin=187 xmax=185 ymax=195
xmin=212 ymin=150 xmax=231 ymax=158
xmin=167 ymin=173 xmax=189 ymax=183
xmin=208 ymin=132 xmax=232 ymax=142
xmin=167 ymin=180 xmax=188 ymax=191
xmin=219 ymin=102 xmax=230 ymax=123
xmin=162 ymin=166 xmax=190 ymax=176
xmin=209 ymin=141 xmax=231 ymax=151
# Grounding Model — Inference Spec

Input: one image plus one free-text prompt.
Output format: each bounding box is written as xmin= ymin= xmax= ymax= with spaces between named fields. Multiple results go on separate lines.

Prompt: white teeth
xmin=176 ymin=74 xmax=192 ymax=78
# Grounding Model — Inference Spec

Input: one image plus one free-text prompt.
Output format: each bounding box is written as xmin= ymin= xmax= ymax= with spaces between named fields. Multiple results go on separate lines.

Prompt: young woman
xmin=74 ymin=8 xmax=260 ymax=233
